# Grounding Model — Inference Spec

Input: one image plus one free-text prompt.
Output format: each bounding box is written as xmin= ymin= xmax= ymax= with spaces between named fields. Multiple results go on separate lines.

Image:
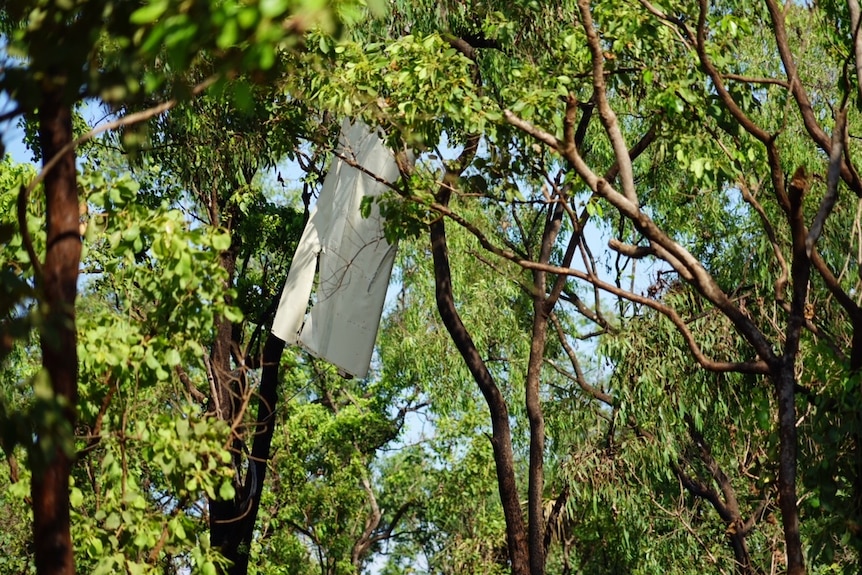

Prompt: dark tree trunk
xmin=213 ymin=335 xmax=284 ymax=575
xmin=526 ymin=300 xmax=548 ymax=575
xmin=776 ymin=168 xmax=808 ymax=575
xmin=728 ymin=532 xmax=758 ymax=575
xmin=429 ymin=182 xmax=530 ymax=575
xmin=32 ymin=87 xmax=80 ymax=575
xmin=207 ymin=239 xmax=283 ymax=575
xmin=851 ymin=317 xmax=862 ymax=569
xmin=775 ymin=362 xmax=803 ymax=575
xmin=526 ymin=199 xmax=565 ymax=575
xmin=850 ymin=318 xmax=862 ymax=569
xmin=209 ymin=245 xmax=247 ymax=568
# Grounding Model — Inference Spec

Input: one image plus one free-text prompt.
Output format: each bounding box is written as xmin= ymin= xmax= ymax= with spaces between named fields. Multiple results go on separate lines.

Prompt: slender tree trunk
xmin=429 ymin=187 xmax=530 ymax=575
xmin=850 ymin=318 xmax=862 ymax=568
xmin=777 ymin=168 xmax=808 ymax=575
xmin=32 ymin=87 xmax=80 ymax=575
xmin=209 ymin=246 xmax=247 ymax=571
xmin=525 ymin=200 xmax=565 ymax=575
xmin=225 ymin=334 xmax=285 ymax=575
xmin=775 ymin=362 xmax=803 ymax=575
xmin=526 ymin=305 xmax=547 ymax=575
xmin=728 ymin=532 xmax=758 ymax=575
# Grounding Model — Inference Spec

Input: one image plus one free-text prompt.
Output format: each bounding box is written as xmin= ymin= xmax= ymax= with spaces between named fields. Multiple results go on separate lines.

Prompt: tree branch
xmin=17 ymin=76 xmax=218 ymax=282
xmin=577 ymin=0 xmax=639 ymax=206
xmin=806 ymin=105 xmax=847 ymax=257
xmin=504 ymin=109 xmax=778 ymax=369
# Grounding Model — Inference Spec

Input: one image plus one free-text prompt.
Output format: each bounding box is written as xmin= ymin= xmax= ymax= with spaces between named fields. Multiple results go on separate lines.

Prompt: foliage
xmin=7 ymin=0 xmax=862 ymax=574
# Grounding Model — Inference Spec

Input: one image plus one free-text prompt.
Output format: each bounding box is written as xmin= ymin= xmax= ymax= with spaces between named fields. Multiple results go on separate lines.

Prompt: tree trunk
xmin=775 ymin=361 xmax=804 ymax=575
xmin=222 ymin=335 xmax=285 ymax=575
xmin=850 ymin=316 xmax=862 ymax=569
xmin=32 ymin=87 xmax=80 ymax=575
xmin=208 ymin=245 xmax=247 ymax=571
xmin=429 ymin=190 xmax=530 ymax=575
xmin=526 ymin=200 xmax=565 ymax=575
xmin=728 ymin=532 xmax=758 ymax=575
xmin=526 ymin=303 xmax=548 ymax=575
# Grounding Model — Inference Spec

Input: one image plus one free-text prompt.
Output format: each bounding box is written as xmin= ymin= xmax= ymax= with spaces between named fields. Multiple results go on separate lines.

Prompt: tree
xmin=286 ymin=1 xmax=862 ymax=573
xmin=0 ymin=2 xmax=367 ymax=574
xmin=10 ymin=1 xmax=862 ymax=574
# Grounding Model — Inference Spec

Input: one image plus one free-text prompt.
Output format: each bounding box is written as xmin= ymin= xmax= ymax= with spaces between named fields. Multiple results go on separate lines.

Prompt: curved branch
xmin=691 ymin=0 xmax=771 ymax=143
xmin=18 ymin=76 xmax=218 ymax=282
xmin=550 ymin=313 xmax=614 ymax=405
xmin=739 ymin=181 xmax=790 ymax=306
xmin=26 ymin=76 xmax=217 ymax=200
xmin=806 ymin=106 xmax=847 ymax=257
xmin=578 ymin=270 xmax=770 ymax=374
xmin=764 ymin=0 xmax=862 ymax=196
xmin=504 ymin=109 xmax=778 ymax=368
xmin=429 ymin=137 xmax=530 ymax=575
xmin=721 ymin=73 xmax=789 ymax=88
xmin=431 ymin=189 xmax=770 ymax=374
xmin=577 ymin=0 xmax=639 ymax=206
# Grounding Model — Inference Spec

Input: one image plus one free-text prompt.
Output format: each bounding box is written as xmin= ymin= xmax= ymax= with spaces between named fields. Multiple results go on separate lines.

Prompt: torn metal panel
xmin=271 ymin=119 xmax=401 ymax=379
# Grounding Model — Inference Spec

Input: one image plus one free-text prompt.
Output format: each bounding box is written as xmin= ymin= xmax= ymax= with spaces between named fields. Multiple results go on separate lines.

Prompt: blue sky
xmin=0 ymin=92 xmax=31 ymax=164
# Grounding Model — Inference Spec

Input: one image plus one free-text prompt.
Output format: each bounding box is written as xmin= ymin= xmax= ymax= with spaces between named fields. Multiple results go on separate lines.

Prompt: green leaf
xmin=130 ymin=0 xmax=169 ymax=24
xmin=164 ymin=348 xmax=181 ymax=367
xmin=170 ymin=517 xmax=187 ymax=541
xmin=216 ymin=19 xmax=238 ymax=49
xmin=260 ymin=0 xmax=288 ymax=18
xmin=211 ymin=233 xmax=231 ymax=252
xmin=219 ymin=480 xmax=236 ymax=500
xmin=104 ymin=512 xmax=121 ymax=531
xmin=70 ymin=487 xmax=83 ymax=508
xmin=690 ymin=157 xmax=708 ymax=179
xmin=223 ymin=306 xmax=243 ymax=323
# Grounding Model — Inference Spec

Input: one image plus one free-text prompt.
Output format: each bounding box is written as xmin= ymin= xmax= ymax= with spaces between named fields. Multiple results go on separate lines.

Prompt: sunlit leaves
xmin=77 ymin=168 xmax=240 ymax=397
xmin=71 ymin=409 xmax=234 ymax=574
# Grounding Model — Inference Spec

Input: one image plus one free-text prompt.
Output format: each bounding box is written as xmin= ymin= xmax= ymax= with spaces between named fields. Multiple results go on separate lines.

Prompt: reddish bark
xmin=32 ymin=88 xmax=80 ymax=575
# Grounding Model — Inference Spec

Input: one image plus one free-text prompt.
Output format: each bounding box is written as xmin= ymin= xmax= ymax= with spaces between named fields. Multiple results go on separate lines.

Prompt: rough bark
xmin=526 ymin=198 xmax=567 ymax=575
xmin=526 ymin=265 xmax=549 ymax=575
xmin=772 ymin=168 xmax=809 ymax=575
xmin=682 ymin=418 xmax=760 ymax=575
xmin=32 ymin=87 xmax=80 ymax=575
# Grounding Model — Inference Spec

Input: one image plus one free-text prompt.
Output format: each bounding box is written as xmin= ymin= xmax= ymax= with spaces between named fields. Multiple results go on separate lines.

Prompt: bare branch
xmin=550 ymin=313 xmax=614 ymax=405
xmin=638 ymin=0 xmax=697 ymax=45
xmin=351 ymin=475 xmax=383 ymax=567
xmin=739 ymin=181 xmax=790 ymax=310
xmin=608 ymin=238 xmax=653 ymax=259
xmin=765 ymin=0 xmax=862 ymax=196
xmin=849 ymin=0 xmax=862 ymax=103
xmin=431 ymin=196 xmax=770 ymax=374
xmin=577 ymin=0 xmax=639 ymax=206
xmin=504 ymin=108 xmax=778 ymax=369
xmin=694 ymin=0 xmax=771 ymax=144
xmin=806 ymin=106 xmax=847 ymax=257
xmin=721 ymin=73 xmax=790 ymax=88
xmin=673 ymin=462 xmax=731 ymax=522
xmin=503 ymin=110 xmax=561 ymax=150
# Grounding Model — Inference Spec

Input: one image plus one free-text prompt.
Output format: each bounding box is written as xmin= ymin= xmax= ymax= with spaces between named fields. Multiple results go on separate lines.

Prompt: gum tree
xmin=289 ymin=1 xmax=862 ymax=573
